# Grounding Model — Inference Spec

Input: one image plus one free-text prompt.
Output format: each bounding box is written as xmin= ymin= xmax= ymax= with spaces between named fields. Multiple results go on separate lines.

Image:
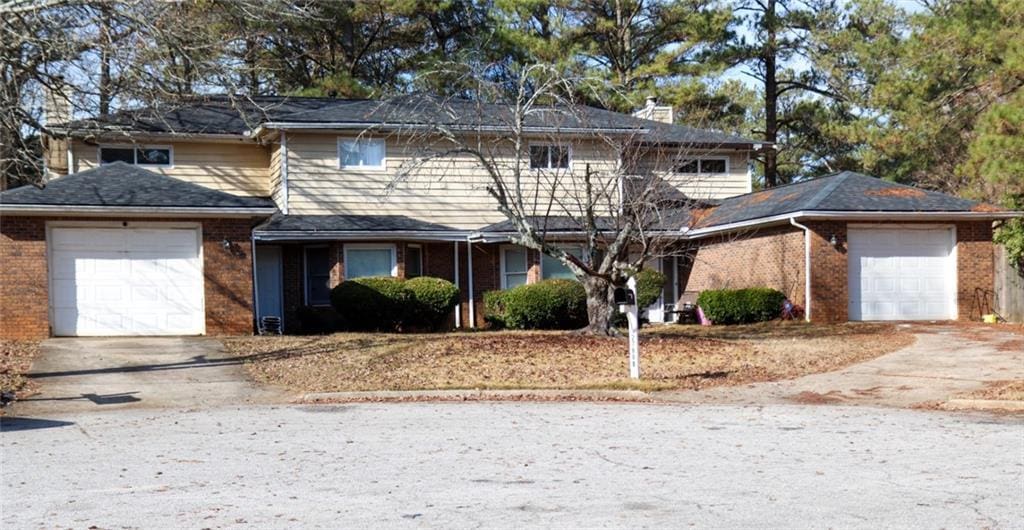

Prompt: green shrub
xmin=483 ymin=290 xmax=508 ymax=329
xmin=295 ymin=305 xmax=347 ymax=334
xmin=330 ymin=276 xmax=412 ymax=331
xmin=634 ymin=268 xmax=667 ymax=309
xmin=406 ymin=276 xmax=460 ymax=330
xmin=696 ymin=287 xmax=786 ymax=325
xmin=499 ymin=279 xmax=588 ymax=330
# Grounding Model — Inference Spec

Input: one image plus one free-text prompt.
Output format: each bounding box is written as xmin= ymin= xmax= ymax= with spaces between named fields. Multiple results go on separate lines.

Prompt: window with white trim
xmin=338 ymin=138 xmax=385 ymax=169
xmin=99 ymin=146 xmax=172 ymax=167
xmin=344 ymin=244 xmax=397 ymax=279
xmin=529 ymin=144 xmax=570 ymax=170
xmin=406 ymin=244 xmax=423 ymax=278
xmin=500 ymin=246 xmax=529 ymax=289
xmin=541 ymin=246 xmax=583 ymax=280
xmin=673 ymin=157 xmax=728 ymax=175
xmin=304 ymin=246 xmax=332 ymax=306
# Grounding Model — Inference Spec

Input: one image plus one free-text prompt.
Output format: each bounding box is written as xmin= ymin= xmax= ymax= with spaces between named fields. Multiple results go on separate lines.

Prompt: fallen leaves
xmin=0 ymin=340 xmax=40 ymax=396
xmin=224 ymin=322 xmax=914 ymax=394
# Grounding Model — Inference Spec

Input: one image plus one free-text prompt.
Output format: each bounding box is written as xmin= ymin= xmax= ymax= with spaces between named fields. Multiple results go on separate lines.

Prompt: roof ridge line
xmin=805 ymin=171 xmax=851 ymax=209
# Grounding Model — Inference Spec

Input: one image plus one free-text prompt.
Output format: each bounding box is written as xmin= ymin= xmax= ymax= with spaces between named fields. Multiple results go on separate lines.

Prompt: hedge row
xmin=484 ymin=279 xmax=588 ymax=330
xmin=696 ymin=287 xmax=787 ymax=325
xmin=330 ymin=276 xmax=459 ymax=331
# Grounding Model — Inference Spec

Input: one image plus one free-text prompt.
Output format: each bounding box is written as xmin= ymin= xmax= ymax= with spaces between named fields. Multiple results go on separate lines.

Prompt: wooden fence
xmin=995 ymin=245 xmax=1024 ymax=322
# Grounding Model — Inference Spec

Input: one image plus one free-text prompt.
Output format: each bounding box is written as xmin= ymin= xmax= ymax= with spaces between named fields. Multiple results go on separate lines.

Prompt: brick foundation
xmin=0 ymin=216 xmax=257 ymax=339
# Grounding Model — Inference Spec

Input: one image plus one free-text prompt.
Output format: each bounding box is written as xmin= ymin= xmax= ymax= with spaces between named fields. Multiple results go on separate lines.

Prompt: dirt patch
xmin=224 ymin=323 xmax=914 ymax=393
xmin=995 ymin=339 xmax=1024 ymax=352
xmin=865 ymin=187 xmax=926 ymax=198
xmin=0 ymin=341 xmax=40 ymax=396
xmin=789 ymin=390 xmax=846 ymax=404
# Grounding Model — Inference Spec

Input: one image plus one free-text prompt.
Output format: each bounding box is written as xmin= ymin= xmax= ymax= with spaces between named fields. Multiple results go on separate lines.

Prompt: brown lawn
xmin=224 ymin=322 xmax=914 ymax=393
xmin=1 ymin=340 xmax=40 ymax=397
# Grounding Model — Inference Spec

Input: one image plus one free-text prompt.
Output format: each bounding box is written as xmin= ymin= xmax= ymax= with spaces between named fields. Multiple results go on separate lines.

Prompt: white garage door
xmin=49 ymin=226 xmax=205 ymax=336
xmin=847 ymin=226 xmax=956 ymax=321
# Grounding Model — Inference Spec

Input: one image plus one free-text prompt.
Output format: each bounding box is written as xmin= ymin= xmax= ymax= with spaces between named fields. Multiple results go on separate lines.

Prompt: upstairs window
xmin=673 ymin=157 xmax=728 ymax=175
xmin=339 ymin=138 xmax=385 ymax=170
xmin=529 ymin=145 xmax=570 ymax=170
xmin=100 ymin=146 xmax=172 ymax=167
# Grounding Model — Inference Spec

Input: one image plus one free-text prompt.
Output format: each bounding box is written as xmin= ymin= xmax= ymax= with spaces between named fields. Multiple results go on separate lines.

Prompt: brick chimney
xmin=632 ymin=96 xmax=674 ymax=124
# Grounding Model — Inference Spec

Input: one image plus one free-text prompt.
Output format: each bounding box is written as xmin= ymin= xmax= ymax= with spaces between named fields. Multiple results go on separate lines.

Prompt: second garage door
xmin=847 ymin=226 xmax=956 ymax=321
xmin=49 ymin=225 xmax=205 ymax=336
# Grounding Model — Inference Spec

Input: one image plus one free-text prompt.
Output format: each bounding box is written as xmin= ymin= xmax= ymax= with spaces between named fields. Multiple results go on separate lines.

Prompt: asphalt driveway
xmin=10 ymin=337 xmax=284 ymax=415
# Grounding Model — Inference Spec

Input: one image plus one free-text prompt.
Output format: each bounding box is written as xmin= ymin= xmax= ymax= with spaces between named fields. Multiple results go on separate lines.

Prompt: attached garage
xmin=48 ymin=224 xmax=205 ymax=336
xmin=847 ymin=225 xmax=957 ymax=321
xmin=0 ymin=162 xmax=277 ymax=339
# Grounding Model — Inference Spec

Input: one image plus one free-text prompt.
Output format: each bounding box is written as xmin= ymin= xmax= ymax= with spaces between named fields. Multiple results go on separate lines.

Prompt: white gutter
xmin=280 ymin=131 xmax=289 ymax=215
xmin=685 ymin=210 xmax=1023 ymax=239
xmin=254 ymin=230 xmax=471 ymax=242
xmin=0 ymin=204 xmax=277 ymax=217
xmin=467 ymin=237 xmax=476 ymax=329
xmin=789 ymin=218 xmax=812 ymax=322
xmin=454 ymin=241 xmax=461 ymax=328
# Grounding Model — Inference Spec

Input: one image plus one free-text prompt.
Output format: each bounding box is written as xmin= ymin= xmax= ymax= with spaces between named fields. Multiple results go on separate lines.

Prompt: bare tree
xmin=383 ymin=63 xmax=725 ymax=335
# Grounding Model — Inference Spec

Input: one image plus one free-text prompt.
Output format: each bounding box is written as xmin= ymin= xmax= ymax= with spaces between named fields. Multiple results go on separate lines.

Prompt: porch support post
xmin=467 ymin=238 xmax=476 ymax=329
xmin=454 ymin=241 xmax=461 ymax=328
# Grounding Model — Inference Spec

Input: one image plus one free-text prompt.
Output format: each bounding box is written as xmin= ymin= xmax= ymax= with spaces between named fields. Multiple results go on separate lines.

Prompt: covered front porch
xmin=251 ymin=215 xmax=687 ymax=333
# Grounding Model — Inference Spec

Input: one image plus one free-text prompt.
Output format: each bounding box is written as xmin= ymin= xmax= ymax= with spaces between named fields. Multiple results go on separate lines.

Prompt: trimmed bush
xmin=634 ymin=268 xmax=667 ymax=310
xmin=498 ymin=279 xmax=588 ymax=330
xmin=330 ymin=276 xmax=412 ymax=331
xmin=406 ymin=276 xmax=460 ymax=330
xmin=696 ymin=287 xmax=787 ymax=325
xmin=295 ymin=305 xmax=347 ymax=334
xmin=483 ymin=290 xmax=508 ymax=329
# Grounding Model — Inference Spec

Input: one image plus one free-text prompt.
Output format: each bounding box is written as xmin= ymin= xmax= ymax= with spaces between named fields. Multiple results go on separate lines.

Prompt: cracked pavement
xmin=3 ymin=402 xmax=1022 ymax=528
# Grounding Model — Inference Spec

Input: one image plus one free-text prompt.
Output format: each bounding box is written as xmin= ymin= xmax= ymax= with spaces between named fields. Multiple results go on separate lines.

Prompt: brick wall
xmin=685 ymin=226 xmax=807 ymax=307
xmin=0 ymin=217 xmax=48 ymax=339
xmin=955 ymin=221 xmax=994 ymax=320
xmin=0 ymin=216 xmax=257 ymax=339
xmin=806 ymin=221 xmax=848 ymax=323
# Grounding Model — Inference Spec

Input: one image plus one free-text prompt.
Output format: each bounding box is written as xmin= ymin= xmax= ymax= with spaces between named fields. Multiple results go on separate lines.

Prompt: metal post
xmin=627 ymin=276 xmax=640 ymax=379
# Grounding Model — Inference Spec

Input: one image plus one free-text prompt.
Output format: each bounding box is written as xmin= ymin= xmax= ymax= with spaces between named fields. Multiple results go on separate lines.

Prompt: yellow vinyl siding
xmin=286 ymin=134 xmax=620 ymax=229
xmin=269 ymin=141 xmax=285 ymax=210
xmin=72 ymin=140 xmax=270 ymax=197
xmin=637 ymin=150 xmax=751 ymax=200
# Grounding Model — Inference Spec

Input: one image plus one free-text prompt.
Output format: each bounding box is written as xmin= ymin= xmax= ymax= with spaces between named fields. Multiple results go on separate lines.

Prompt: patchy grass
xmin=0 ymin=340 xmax=40 ymax=396
xmin=224 ymin=322 xmax=914 ymax=393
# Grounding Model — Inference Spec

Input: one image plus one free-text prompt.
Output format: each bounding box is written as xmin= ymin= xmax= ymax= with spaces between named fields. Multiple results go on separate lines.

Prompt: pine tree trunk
xmin=581 ymin=276 xmax=615 ymax=336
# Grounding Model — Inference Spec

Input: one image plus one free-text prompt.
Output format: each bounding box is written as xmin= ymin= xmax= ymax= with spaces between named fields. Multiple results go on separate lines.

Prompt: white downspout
xmin=789 ymin=217 xmax=812 ymax=322
xmin=454 ymin=241 xmax=461 ymax=328
xmin=280 ymin=131 xmax=289 ymax=215
xmin=467 ymin=238 xmax=476 ymax=328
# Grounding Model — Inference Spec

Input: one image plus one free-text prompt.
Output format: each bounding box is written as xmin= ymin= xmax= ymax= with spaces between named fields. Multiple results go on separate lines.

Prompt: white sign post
xmin=625 ymin=276 xmax=640 ymax=379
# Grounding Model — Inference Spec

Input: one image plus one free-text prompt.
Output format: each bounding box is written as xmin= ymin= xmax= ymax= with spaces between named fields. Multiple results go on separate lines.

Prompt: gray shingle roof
xmin=695 ymin=171 xmax=997 ymax=228
xmin=256 ymin=213 xmax=459 ymax=232
xmin=0 ymin=162 xmax=275 ymax=210
xmin=62 ymin=95 xmax=758 ymax=146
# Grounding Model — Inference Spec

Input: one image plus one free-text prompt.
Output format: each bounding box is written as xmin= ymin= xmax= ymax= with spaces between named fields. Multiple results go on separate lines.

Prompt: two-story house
xmin=0 ymin=95 xmax=1016 ymax=338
